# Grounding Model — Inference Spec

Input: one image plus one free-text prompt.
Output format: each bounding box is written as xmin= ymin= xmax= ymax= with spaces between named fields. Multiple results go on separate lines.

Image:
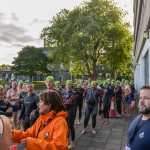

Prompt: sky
xmin=0 ymin=0 xmax=133 ymax=65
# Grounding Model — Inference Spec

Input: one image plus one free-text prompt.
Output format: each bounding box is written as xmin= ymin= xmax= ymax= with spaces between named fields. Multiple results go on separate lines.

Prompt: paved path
xmin=11 ymin=104 xmax=137 ymax=150
xmin=73 ymin=112 xmax=136 ymax=150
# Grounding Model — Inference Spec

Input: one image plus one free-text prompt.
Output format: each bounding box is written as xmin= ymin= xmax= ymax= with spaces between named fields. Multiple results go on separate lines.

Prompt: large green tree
xmin=41 ymin=0 xmax=133 ymax=79
xmin=12 ymin=46 xmax=50 ymax=80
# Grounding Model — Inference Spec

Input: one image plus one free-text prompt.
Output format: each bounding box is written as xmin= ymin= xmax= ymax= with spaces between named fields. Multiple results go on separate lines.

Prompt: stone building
xmin=133 ymin=0 xmax=150 ymax=91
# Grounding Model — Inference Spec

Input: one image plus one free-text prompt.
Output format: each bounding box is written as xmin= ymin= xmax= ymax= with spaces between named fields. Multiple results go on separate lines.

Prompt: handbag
xmin=130 ymin=100 xmax=135 ymax=108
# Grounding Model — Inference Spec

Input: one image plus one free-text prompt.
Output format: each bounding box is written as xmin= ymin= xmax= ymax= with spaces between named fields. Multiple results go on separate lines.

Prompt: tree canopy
xmin=0 ymin=64 xmax=10 ymax=70
xmin=12 ymin=46 xmax=50 ymax=80
xmin=41 ymin=0 xmax=133 ymax=79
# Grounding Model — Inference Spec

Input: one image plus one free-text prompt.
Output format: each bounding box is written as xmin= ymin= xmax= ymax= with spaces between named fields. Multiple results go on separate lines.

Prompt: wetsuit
xmin=63 ymin=89 xmax=76 ymax=142
xmin=98 ymin=86 xmax=104 ymax=116
xmin=102 ymin=86 xmax=111 ymax=119
xmin=0 ymin=100 xmax=12 ymax=117
xmin=18 ymin=91 xmax=28 ymax=114
xmin=114 ymin=86 xmax=122 ymax=115
xmin=19 ymin=93 xmax=39 ymax=131
xmin=73 ymin=88 xmax=84 ymax=121
xmin=84 ymin=88 xmax=100 ymax=128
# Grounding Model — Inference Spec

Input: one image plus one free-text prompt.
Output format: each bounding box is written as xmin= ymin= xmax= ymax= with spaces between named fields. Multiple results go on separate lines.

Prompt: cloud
xmin=0 ymin=12 xmax=34 ymax=45
xmin=11 ymin=13 xmax=19 ymax=21
xmin=0 ymin=12 xmax=5 ymax=19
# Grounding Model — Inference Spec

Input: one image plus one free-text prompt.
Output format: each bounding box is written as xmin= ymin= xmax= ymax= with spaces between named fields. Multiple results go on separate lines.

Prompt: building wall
xmin=133 ymin=0 xmax=150 ymax=91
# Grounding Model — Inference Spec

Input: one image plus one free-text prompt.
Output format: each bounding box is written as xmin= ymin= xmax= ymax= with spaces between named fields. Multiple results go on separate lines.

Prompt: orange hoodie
xmin=11 ymin=110 xmax=68 ymax=150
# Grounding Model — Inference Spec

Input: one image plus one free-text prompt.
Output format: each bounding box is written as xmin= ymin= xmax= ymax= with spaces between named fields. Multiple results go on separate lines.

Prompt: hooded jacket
xmin=11 ymin=110 xmax=68 ymax=150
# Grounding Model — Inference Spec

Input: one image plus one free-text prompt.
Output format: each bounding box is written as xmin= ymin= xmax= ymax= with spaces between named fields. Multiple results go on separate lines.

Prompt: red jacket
xmin=12 ymin=110 xmax=68 ymax=150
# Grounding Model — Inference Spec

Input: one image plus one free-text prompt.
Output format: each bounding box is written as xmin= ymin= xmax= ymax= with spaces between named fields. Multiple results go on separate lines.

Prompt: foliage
xmin=41 ymin=0 xmax=133 ymax=79
xmin=12 ymin=46 xmax=50 ymax=80
xmin=0 ymin=64 xmax=11 ymax=70
xmin=0 ymin=80 xmax=5 ymax=86
xmin=32 ymin=81 xmax=46 ymax=90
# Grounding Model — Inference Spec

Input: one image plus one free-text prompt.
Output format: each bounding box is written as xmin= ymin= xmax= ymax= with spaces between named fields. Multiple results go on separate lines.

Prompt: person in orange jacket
xmin=11 ymin=90 xmax=69 ymax=150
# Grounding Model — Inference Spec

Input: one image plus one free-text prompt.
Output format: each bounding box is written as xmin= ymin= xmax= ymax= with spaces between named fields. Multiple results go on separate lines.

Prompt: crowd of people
xmin=0 ymin=76 xmax=137 ymax=150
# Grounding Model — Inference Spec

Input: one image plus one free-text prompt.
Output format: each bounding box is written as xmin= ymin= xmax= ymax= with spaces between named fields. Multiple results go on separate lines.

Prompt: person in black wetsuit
xmin=18 ymin=83 xmax=28 ymax=130
xmin=97 ymin=81 xmax=104 ymax=118
xmin=45 ymin=76 xmax=63 ymax=100
xmin=55 ymin=81 xmax=65 ymax=97
xmin=0 ymin=85 xmax=13 ymax=117
xmin=19 ymin=83 xmax=39 ymax=131
xmin=30 ymin=76 xmax=63 ymax=123
xmin=101 ymin=81 xmax=111 ymax=125
xmin=74 ymin=84 xmax=84 ymax=124
xmin=63 ymin=80 xmax=76 ymax=149
xmin=81 ymin=81 xmax=100 ymax=134
xmin=114 ymin=81 xmax=122 ymax=117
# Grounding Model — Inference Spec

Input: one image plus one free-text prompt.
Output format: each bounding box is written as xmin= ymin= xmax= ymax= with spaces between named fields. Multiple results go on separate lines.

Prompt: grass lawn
xmin=0 ymin=80 xmax=46 ymax=90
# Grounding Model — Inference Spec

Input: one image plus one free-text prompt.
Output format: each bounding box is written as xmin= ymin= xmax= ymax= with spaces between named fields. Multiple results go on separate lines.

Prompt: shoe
xmin=104 ymin=122 xmax=108 ymax=125
xmin=101 ymin=120 xmax=106 ymax=124
xmin=123 ymin=112 xmax=127 ymax=115
xmin=68 ymin=141 xmax=76 ymax=149
xmin=92 ymin=129 xmax=96 ymax=134
xmin=81 ymin=129 xmax=86 ymax=134
xmin=78 ymin=120 xmax=81 ymax=125
xmin=117 ymin=114 xmax=121 ymax=118
xmin=98 ymin=115 xmax=102 ymax=118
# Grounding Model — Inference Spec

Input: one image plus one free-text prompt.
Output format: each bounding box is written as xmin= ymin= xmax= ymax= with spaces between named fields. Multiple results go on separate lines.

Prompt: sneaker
xmin=78 ymin=120 xmax=81 ymax=125
xmin=68 ymin=141 xmax=76 ymax=149
xmin=98 ymin=115 xmax=102 ymax=118
xmin=117 ymin=114 xmax=121 ymax=118
xmin=92 ymin=129 xmax=96 ymax=134
xmin=101 ymin=120 xmax=106 ymax=124
xmin=104 ymin=121 xmax=108 ymax=125
xmin=81 ymin=129 xmax=86 ymax=134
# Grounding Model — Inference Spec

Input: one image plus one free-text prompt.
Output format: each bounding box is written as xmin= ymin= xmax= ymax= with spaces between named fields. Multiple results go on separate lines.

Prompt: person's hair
xmin=140 ymin=85 xmax=150 ymax=91
xmin=39 ymin=90 xmax=66 ymax=113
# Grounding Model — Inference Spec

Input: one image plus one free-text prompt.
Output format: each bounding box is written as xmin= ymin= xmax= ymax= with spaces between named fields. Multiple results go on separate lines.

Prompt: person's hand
xmin=17 ymin=120 xmax=20 ymax=125
xmin=101 ymin=104 xmax=104 ymax=111
xmin=30 ymin=111 xmax=35 ymax=120
xmin=21 ymin=138 xmax=27 ymax=148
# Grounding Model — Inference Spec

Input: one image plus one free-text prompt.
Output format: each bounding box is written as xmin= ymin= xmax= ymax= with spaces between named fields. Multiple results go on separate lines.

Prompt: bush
xmin=32 ymin=81 xmax=46 ymax=90
xmin=0 ymin=80 xmax=5 ymax=86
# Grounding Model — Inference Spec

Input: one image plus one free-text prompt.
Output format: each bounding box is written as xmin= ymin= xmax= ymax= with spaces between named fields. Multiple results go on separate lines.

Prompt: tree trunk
xmin=29 ymin=75 xmax=32 ymax=81
xmin=85 ymin=61 xmax=92 ymax=78
xmin=92 ymin=60 xmax=97 ymax=80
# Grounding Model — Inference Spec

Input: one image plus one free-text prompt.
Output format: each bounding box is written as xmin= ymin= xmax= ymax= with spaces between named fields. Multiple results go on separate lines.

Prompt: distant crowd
xmin=0 ymin=77 xmax=135 ymax=149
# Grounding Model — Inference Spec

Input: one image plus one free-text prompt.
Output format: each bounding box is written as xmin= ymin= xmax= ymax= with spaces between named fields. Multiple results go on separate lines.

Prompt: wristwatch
xmin=0 ymin=116 xmax=4 ymax=139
